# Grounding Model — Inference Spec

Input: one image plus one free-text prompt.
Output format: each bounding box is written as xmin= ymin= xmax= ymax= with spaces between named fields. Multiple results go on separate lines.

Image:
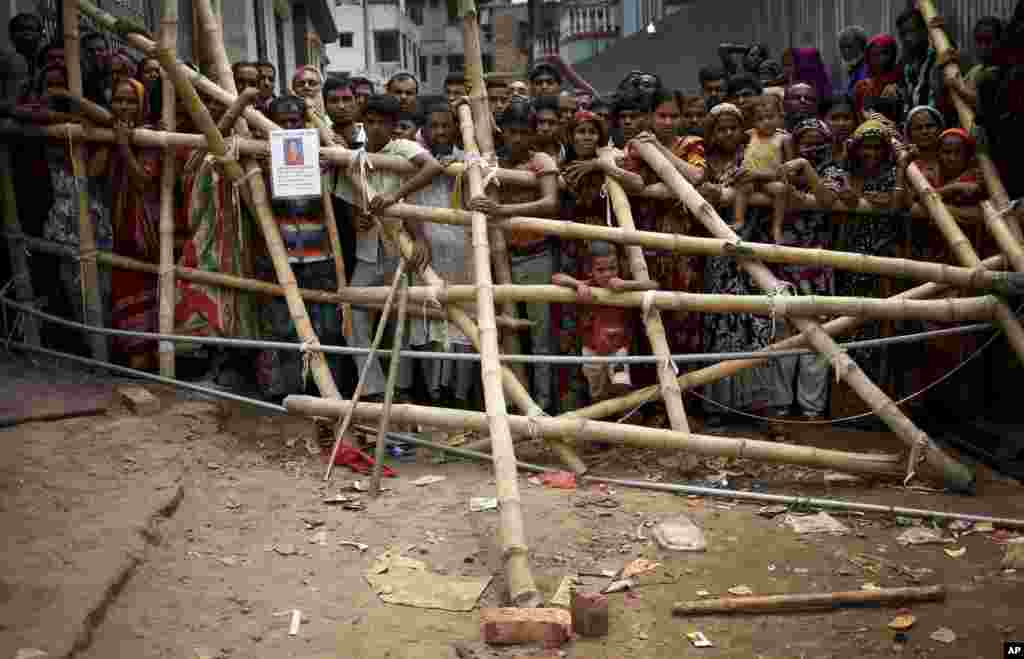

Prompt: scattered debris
xmin=192 ymin=648 xmax=219 ymax=659
xmin=861 ymin=583 xmax=881 ymax=591
xmin=550 ymin=574 xmax=580 ymax=608
xmin=410 ymin=475 xmax=447 ymax=486
xmin=224 ymin=499 xmax=242 ymax=511
xmin=119 ymin=385 xmax=161 ymax=415
xmin=539 ymin=471 xmax=577 ymax=490
xmin=14 ymin=650 xmax=48 ymax=659
xmin=758 ymin=505 xmax=788 ymax=518
xmin=217 ymin=556 xmax=239 ymax=567
xmin=571 ymin=591 xmax=609 ymax=637
xmin=469 ymin=497 xmax=499 ymax=512
xmin=352 ymin=480 xmax=390 ymax=493
xmin=273 ymin=544 xmax=299 ymax=556
xmin=301 ymin=518 xmax=325 ymax=530
xmin=793 ymin=568 xmax=810 ymax=575
xmin=602 ymin=578 xmax=635 ymax=594
xmin=288 ymin=609 xmax=302 ymax=636
xmin=339 ymin=540 xmax=369 ymax=552
xmin=696 ymin=589 xmax=712 ymax=598
xmin=944 ymin=547 xmax=966 ymax=558
xmin=687 ymin=631 xmax=714 ymax=648
xmin=824 ymin=471 xmax=863 ymax=485
xmin=727 ymin=585 xmax=754 ymax=596
xmin=365 ymin=551 xmax=492 ymax=611
xmin=308 ymin=530 xmax=328 ymax=546
xmin=784 ymin=512 xmax=849 ymax=535
xmin=888 ymin=615 xmax=917 ymax=630
xmin=930 ymin=627 xmax=956 ymax=644
xmin=480 ymin=607 xmax=572 ymax=646
xmin=973 ymin=522 xmax=995 ymax=534
xmin=651 ymin=515 xmax=707 ymax=551
xmin=897 ymin=527 xmax=953 ymax=546
xmin=322 ymin=494 xmax=365 ymax=510
xmin=1002 ymin=538 xmax=1024 ymax=569
xmin=621 ymin=558 xmax=661 ymax=579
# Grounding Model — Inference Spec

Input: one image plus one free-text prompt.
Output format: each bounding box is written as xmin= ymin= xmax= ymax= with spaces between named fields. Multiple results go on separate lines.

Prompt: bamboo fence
xmin=0 ymin=145 xmax=40 ymax=346
xmin=157 ymin=0 xmax=177 ymax=377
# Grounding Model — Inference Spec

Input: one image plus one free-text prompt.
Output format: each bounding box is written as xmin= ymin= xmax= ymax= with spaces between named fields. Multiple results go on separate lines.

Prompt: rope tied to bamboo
xmin=904 ymin=430 xmax=931 ymax=486
xmin=465 ymin=151 xmax=501 ymax=191
xmin=767 ymin=281 xmax=798 ymax=346
xmin=299 ymin=338 xmax=321 ymax=385
xmin=600 ymin=183 xmax=613 ymax=227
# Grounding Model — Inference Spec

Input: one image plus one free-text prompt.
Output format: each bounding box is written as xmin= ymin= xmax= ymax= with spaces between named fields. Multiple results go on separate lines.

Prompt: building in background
xmin=324 ymin=0 xmax=422 ymax=90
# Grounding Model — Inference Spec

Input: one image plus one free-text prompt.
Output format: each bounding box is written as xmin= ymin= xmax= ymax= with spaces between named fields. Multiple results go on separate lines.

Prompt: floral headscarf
xmin=792 ymin=118 xmax=833 ymax=165
xmin=865 ymin=34 xmax=900 ymax=81
xmin=704 ymin=102 xmax=744 ymax=150
xmin=940 ymin=127 xmax=977 ymax=159
xmin=846 ymin=118 xmax=895 ymax=170
xmin=904 ymin=105 xmax=945 ymax=140
xmin=570 ymin=109 xmax=608 ymax=147
xmin=113 ymin=77 xmax=146 ymax=126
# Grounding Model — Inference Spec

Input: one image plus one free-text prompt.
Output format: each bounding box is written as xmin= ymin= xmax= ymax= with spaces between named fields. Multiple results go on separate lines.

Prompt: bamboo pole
xmin=0 ymin=145 xmax=40 ymax=346
xmin=370 ymin=272 xmax=409 ymax=498
xmin=284 ymin=397 xmax=906 ymax=479
xmin=155 ymin=22 xmax=341 ymax=402
xmin=981 ymin=201 xmax=1024 ymax=273
xmin=565 ymin=254 xmax=1006 ymax=423
xmin=157 ymin=0 xmax=177 ymax=377
xmin=458 ymin=5 xmax=542 ymax=603
xmin=601 ymin=151 xmax=692 ymax=436
xmin=325 ymin=260 xmax=405 ymax=481
xmin=672 ymin=585 xmax=946 ymax=616
xmin=63 ymin=0 xmax=107 ymax=362
xmin=905 ymin=164 xmax=1024 ymax=369
xmin=634 ymin=141 xmax=973 ymax=493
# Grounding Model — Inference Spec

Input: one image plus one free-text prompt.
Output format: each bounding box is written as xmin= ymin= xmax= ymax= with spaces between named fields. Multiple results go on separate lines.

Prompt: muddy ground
xmin=1 ymin=353 xmax=1023 ymax=659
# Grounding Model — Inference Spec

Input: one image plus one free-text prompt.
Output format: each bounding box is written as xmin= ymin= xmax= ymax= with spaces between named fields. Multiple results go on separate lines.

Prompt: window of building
xmin=447 ymin=54 xmax=464 ymax=72
xmin=374 ymin=30 xmax=400 ymax=62
xmin=407 ymin=0 xmax=424 ymax=25
xmin=338 ymin=32 xmax=354 ymax=48
xmin=432 ymin=55 xmax=442 ymax=66
xmin=253 ymin=0 xmax=268 ymax=61
xmin=419 ymin=55 xmax=427 ymax=82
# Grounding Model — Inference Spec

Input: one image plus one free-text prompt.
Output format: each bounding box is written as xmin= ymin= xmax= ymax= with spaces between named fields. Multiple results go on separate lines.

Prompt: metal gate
xmin=32 ymin=0 xmax=157 ymax=53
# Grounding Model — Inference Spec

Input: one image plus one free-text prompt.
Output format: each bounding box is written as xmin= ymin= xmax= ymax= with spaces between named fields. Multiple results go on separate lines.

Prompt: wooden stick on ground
xmin=63 ymin=0 xmax=107 ymax=362
xmin=325 ymin=259 xmax=406 ymax=481
xmin=672 ymin=585 xmax=946 ymax=616
xmin=634 ymin=141 xmax=973 ymax=493
xmin=599 ymin=149 xmax=691 ymax=439
xmin=284 ymin=397 xmax=905 ymax=479
xmin=0 ymin=145 xmax=40 ymax=347
xmin=455 ymin=1 xmax=542 ymax=602
xmin=157 ymin=0 xmax=178 ymax=377
xmin=370 ymin=271 xmax=409 ymax=498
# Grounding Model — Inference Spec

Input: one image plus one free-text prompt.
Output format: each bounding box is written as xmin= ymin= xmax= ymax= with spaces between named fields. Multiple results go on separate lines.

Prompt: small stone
xmin=119 ymin=386 xmax=161 ymax=415
xmin=480 ymin=608 xmax=572 ymax=646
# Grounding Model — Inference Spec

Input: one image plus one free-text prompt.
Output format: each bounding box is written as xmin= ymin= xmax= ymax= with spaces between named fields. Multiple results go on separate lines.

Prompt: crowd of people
xmin=2 ymin=2 xmax=1023 ymax=428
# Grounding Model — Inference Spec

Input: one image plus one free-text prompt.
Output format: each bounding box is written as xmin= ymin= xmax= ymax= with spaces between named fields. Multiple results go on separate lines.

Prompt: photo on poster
xmin=269 ymin=129 xmax=321 ymax=200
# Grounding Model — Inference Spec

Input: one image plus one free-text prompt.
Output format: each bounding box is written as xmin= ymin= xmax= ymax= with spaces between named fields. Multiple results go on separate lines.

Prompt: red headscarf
xmin=940 ymin=127 xmax=977 ymax=158
xmin=865 ymin=34 xmax=901 ymax=83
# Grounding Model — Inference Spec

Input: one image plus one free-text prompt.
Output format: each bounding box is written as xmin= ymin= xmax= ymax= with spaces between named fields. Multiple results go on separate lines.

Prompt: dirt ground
xmin=2 ymin=353 xmax=1024 ymax=659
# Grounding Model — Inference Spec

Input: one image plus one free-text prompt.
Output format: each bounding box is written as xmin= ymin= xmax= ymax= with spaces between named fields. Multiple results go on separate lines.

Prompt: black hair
xmin=427 ymin=102 xmax=454 ymax=117
xmin=589 ymin=240 xmax=615 ymax=259
xmin=896 ymin=7 xmax=925 ymax=30
xmin=9 ymin=12 xmax=42 ymax=34
xmin=529 ymin=62 xmax=562 ymax=84
xmin=323 ymin=76 xmax=352 ymax=96
xmin=975 ymin=15 xmax=1004 ymax=37
xmin=612 ymin=89 xmax=653 ymax=116
xmin=498 ymin=97 xmax=532 ymax=128
xmin=386 ymin=72 xmax=419 ymax=92
xmin=443 ymin=71 xmax=466 ymax=87
xmin=364 ymin=93 xmax=402 ymax=119
xmin=726 ymin=72 xmax=763 ymax=98
xmin=820 ymin=93 xmax=855 ymax=117
xmin=650 ymin=87 xmax=679 ymax=112
xmin=397 ymin=110 xmax=425 ymax=127
xmin=256 ymin=61 xmax=276 ymax=71
xmin=485 ymin=75 xmax=507 ymax=88
xmin=268 ymin=94 xmax=307 ymax=117
xmin=232 ymin=61 xmax=257 ymax=77
xmin=349 ymin=76 xmax=373 ymax=92
xmin=590 ymin=97 xmax=611 ymax=113
xmin=531 ymin=94 xmax=560 ymax=114
xmin=865 ymin=94 xmax=905 ymax=124
xmin=144 ymin=78 xmax=162 ymax=124
xmin=698 ymin=66 xmax=726 ymax=87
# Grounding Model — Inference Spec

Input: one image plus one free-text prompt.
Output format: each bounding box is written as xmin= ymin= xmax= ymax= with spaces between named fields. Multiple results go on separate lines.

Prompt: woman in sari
xmin=852 ymin=34 xmax=902 ymax=120
xmin=89 ymin=78 xmax=161 ymax=369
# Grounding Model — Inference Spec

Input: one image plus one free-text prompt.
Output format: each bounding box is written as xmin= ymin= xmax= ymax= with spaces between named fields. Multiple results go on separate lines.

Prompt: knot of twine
xmin=349 ymin=149 xmax=376 ymax=211
xmin=601 ymin=183 xmax=613 ymax=227
xmin=766 ymin=281 xmax=797 ymax=347
xmin=904 ymin=432 xmax=930 ymax=486
xmin=829 ymin=347 xmax=852 ymax=384
xmin=299 ymin=339 xmax=320 ymax=385
xmin=466 ymin=152 xmax=501 ymax=190
xmin=641 ymin=290 xmax=657 ymax=319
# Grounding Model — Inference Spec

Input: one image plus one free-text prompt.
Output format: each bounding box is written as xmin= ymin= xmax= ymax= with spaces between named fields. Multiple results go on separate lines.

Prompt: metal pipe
xmin=0 ymin=295 xmax=998 ymax=366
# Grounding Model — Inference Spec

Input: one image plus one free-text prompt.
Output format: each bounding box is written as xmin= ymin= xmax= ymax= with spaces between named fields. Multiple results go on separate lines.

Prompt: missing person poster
xmin=269 ymin=129 xmax=321 ymax=200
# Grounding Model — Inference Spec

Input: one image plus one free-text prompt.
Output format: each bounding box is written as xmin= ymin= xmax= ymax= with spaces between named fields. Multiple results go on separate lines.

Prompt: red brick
xmin=480 ymin=608 xmax=572 ymax=646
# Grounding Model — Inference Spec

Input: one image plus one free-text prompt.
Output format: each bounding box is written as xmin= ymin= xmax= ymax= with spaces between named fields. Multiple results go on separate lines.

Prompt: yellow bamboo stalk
xmin=370 ymin=271 xmax=409 ymax=498
xmin=0 ymin=145 xmax=40 ymax=346
xmin=566 ymin=254 xmax=1006 ymax=423
xmin=284 ymin=397 xmax=905 ymax=479
xmin=600 ymin=151 xmax=692 ymax=435
xmin=635 ymin=140 xmax=973 ymax=493
xmin=906 ymin=163 xmax=1024 ymax=366
xmin=459 ymin=2 xmax=541 ymax=603
xmin=156 ymin=22 xmax=340 ymax=402
xmin=915 ymin=0 xmax=973 ymax=131
xmin=981 ymin=201 xmax=1024 ymax=273
xmin=63 ymin=0 xmax=107 ymax=362
xmin=157 ymin=0 xmax=178 ymax=377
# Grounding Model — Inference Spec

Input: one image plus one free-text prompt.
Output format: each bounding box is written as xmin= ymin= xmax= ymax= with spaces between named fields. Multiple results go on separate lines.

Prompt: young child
xmin=732 ymin=95 xmax=793 ymax=243
xmin=393 ymin=110 xmax=421 ymax=141
xmin=551 ymin=241 xmax=656 ymax=401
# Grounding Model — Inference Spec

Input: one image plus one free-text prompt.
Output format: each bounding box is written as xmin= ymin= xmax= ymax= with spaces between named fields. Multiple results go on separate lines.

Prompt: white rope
xmin=766 ymin=281 xmax=798 ymax=349
xmin=601 ymin=183 xmax=612 ymax=227
xmin=641 ymin=290 xmax=656 ymax=319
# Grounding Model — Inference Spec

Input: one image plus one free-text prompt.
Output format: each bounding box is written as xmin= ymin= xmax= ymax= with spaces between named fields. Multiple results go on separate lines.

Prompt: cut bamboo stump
xmin=905 ymin=164 xmax=1024 ymax=373
xmin=0 ymin=145 xmax=40 ymax=347
xmin=370 ymin=272 xmax=408 ymax=498
xmin=634 ymin=141 xmax=974 ymax=493
xmin=157 ymin=0 xmax=177 ymax=377
xmin=283 ymin=397 xmax=905 ymax=479
xmin=565 ymin=254 xmax=1006 ymax=424
xmin=982 ymin=201 xmax=1024 ymax=273
xmin=916 ymin=0 xmax=972 ymax=132
xmin=64 ymin=0 xmax=107 ymax=362
xmin=599 ymin=150 xmax=692 ymax=441
xmin=456 ymin=27 xmax=541 ymax=603
xmin=672 ymin=585 xmax=946 ymax=616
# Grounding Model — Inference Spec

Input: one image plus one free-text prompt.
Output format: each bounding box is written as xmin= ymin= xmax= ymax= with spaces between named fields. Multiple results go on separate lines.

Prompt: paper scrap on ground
xmin=784 ymin=512 xmax=849 ymax=535
xmin=469 ymin=497 xmax=499 ymax=512
xmin=1003 ymin=538 xmax=1024 ymax=568
xmin=930 ymin=627 xmax=956 ymax=644
xmin=652 ymin=515 xmax=707 ymax=551
xmin=621 ymin=558 xmax=662 ymax=579
xmin=896 ymin=527 xmax=953 ymax=546
xmin=944 ymin=547 xmax=966 ymax=558
xmin=411 ymin=475 xmax=447 ymax=486
xmin=687 ymin=631 xmax=714 ymax=647
xmin=727 ymin=585 xmax=754 ymax=596
xmin=549 ymin=574 xmax=581 ymax=607
xmin=365 ymin=551 xmax=492 ymax=611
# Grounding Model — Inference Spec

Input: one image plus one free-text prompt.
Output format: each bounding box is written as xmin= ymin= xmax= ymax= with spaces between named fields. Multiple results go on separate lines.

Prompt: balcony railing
xmin=560 ymin=4 xmax=618 ymax=42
